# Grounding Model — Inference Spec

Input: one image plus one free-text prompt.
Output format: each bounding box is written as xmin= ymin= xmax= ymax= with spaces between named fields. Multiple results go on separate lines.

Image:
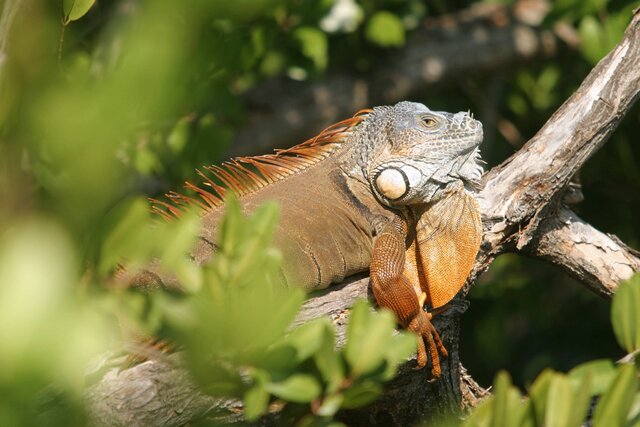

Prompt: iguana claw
xmin=408 ymin=309 xmax=448 ymax=379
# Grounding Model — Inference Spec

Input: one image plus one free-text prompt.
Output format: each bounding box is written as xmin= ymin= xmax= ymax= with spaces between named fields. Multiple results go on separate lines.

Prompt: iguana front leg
xmin=370 ymin=217 xmax=447 ymax=378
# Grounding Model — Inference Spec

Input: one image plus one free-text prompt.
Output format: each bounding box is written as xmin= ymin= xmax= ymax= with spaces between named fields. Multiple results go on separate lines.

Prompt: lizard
xmin=121 ymin=101 xmax=484 ymax=378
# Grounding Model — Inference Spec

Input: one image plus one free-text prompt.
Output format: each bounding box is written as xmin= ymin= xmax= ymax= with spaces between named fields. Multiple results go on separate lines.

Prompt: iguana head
xmin=355 ymin=101 xmax=483 ymax=207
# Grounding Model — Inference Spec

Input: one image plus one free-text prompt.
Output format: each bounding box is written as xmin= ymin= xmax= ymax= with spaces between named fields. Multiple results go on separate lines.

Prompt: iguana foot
xmin=407 ymin=310 xmax=448 ymax=379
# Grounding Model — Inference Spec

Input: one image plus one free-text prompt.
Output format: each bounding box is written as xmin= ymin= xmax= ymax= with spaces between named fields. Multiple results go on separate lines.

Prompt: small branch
xmin=526 ymin=207 xmax=640 ymax=298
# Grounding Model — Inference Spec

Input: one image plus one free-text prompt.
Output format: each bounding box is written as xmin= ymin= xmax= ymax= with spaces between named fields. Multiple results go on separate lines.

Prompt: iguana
xmin=122 ymin=101 xmax=484 ymax=378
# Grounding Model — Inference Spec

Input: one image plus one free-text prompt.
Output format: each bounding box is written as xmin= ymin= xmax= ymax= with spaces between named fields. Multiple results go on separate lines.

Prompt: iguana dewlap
xmin=130 ymin=101 xmax=484 ymax=378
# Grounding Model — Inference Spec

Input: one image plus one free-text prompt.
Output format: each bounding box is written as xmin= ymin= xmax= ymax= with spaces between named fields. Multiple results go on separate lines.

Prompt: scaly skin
xmin=124 ymin=101 xmax=484 ymax=378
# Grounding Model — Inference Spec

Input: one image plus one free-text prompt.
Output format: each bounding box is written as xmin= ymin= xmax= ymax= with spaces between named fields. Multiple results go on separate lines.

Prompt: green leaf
xmin=578 ymin=15 xmax=605 ymax=64
xmin=523 ymin=368 xmax=593 ymax=427
xmin=317 ymin=393 xmax=344 ymax=417
xmin=544 ymin=374 xmax=574 ymax=427
xmin=544 ymin=372 xmax=591 ymax=427
xmin=490 ymin=371 xmax=523 ymax=427
xmin=266 ymin=374 xmax=322 ymax=403
xmin=611 ymin=274 xmax=640 ymax=353
xmin=593 ymin=363 xmax=638 ymax=427
xmin=463 ymin=396 xmax=493 ymax=427
xmin=568 ymin=359 xmax=616 ymax=396
xmin=345 ymin=301 xmax=394 ymax=377
xmin=62 ymin=0 xmax=96 ymax=24
xmin=283 ymin=316 xmax=328 ymax=363
xmin=365 ymin=11 xmax=405 ymax=48
xmin=293 ymin=27 xmax=328 ymax=71
xmin=228 ymin=201 xmax=280 ymax=285
xmin=167 ymin=117 xmax=191 ymax=153
xmin=99 ymin=198 xmax=149 ymax=275
xmin=198 ymin=363 xmax=244 ymax=397
xmin=507 ymin=94 xmax=529 ymax=117
xmin=626 ymin=392 xmax=640 ymax=426
xmin=260 ymin=50 xmax=285 ymax=77
xmin=567 ymin=373 xmax=593 ymax=427
xmin=244 ymin=370 xmax=270 ymax=421
xmin=527 ymin=368 xmax=555 ymax=425
xmin=248 ymin=288 xmax=305 ymax=350
xmin=381 ymin=331 xmax=416 ymax=380
xmin=259 ymin=344 xmax=298 ymax=374
xmin=341 ymin=381 xmax=383 ymax=408
xmin=218 ymin=193 xmax=244 ymax=257
xmin=313 ymin=321 xmax=345 ymax=394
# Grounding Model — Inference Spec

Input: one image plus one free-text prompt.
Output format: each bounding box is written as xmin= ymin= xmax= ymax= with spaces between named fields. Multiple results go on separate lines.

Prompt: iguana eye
xmin=421 ymin=116 xmax=439 ymax=128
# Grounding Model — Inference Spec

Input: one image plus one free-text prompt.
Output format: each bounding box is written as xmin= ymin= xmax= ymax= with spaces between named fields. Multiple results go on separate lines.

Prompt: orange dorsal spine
xmin=151 ymin=110 xmax=372 ymax=219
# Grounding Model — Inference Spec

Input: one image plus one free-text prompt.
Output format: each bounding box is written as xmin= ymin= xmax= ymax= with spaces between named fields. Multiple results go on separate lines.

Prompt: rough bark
xmin=86 ymin=8 xmax=640 ymax=427
xmin=526 ymin=207 xmax=640 ymax=298
xmin=475 ymin=6 xmax=640 ymax=284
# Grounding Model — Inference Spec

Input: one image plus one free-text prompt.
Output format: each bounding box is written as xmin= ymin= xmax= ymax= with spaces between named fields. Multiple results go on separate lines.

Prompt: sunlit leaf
xmin=567 ymin=373 xmax=593 ymax=427
xmin=568 ymin=359 xmax=616 ymax=396
xmin=490 ymin=371 xmax=523 ymax=427
xmin=381 ymin=331 xmax=416 ymax=380
xmin=365 ymin=11 xmax=405 ymax=47
xmin=167 ymin=117 xmax=191 ymax=153
xmin=626 ymin=392 xmax=640 ymax=427
xmin=579 ymin=15 xmax=605 ymax=64
xmin=218 ymin=193 xmax=244 ymax=259
xmin=293 ymin=27 xmax=328 ymax=71
xmin=285 ymin=318 xmax=330 ymax=363
xmin=527 ymin=368 xmax=555 ymax=424
xmin=99 ymin=198 xmax=150 ymax=275
xmin=544 ymin=374 xmax=574 ymax=427
xmin=463 ymin=396 xmax=493 ymax=427
xmin=0 ymin=218 xmax=112 ymax=393
xmin=244 ymin=370 xmax=270 ymax=421
xmin=62 ymin=0 xmax=96 ymax=24
xmin=251 ymin=288 xmax=305 ymax=350
xmin=593 ymin=363 xmax=638 ymax=427
xmin=317 ymin=393 xmax=344 ymax=417
xmin=313 ymin=321 xmax=345 ymax=394
xmin=544 ymin=372 xmax=591 ymax=427
xmin=345 ymin=301 xmax=395 ymax=377
xmin=611 ymin=274 xmax=640 ymax=354
xmin=266 ymin=374 xmax=322 ymax=403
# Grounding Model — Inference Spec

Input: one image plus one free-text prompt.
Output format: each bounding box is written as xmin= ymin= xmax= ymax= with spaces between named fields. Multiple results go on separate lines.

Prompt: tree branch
xmin=473 ymin=7 xmax=640 ymax=282
xmin=525 ymin=207 xmax=640 ymax=298
xmin=86 ymin=8 xmax=640 ymax=427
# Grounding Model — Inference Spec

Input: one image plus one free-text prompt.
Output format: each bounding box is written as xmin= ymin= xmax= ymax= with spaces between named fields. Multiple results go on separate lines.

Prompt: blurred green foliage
xmin=461 ymin=273 xmax=640 ymax=427
xmin=0 ymin=218 xmax=115 ymax=425
xmin=1 ymin=0 xmax=639 ymax=425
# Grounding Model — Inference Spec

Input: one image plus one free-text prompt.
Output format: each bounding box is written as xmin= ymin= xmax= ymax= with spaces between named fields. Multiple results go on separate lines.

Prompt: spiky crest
xmin=151 ymin=109 xmax=372 ymax=219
